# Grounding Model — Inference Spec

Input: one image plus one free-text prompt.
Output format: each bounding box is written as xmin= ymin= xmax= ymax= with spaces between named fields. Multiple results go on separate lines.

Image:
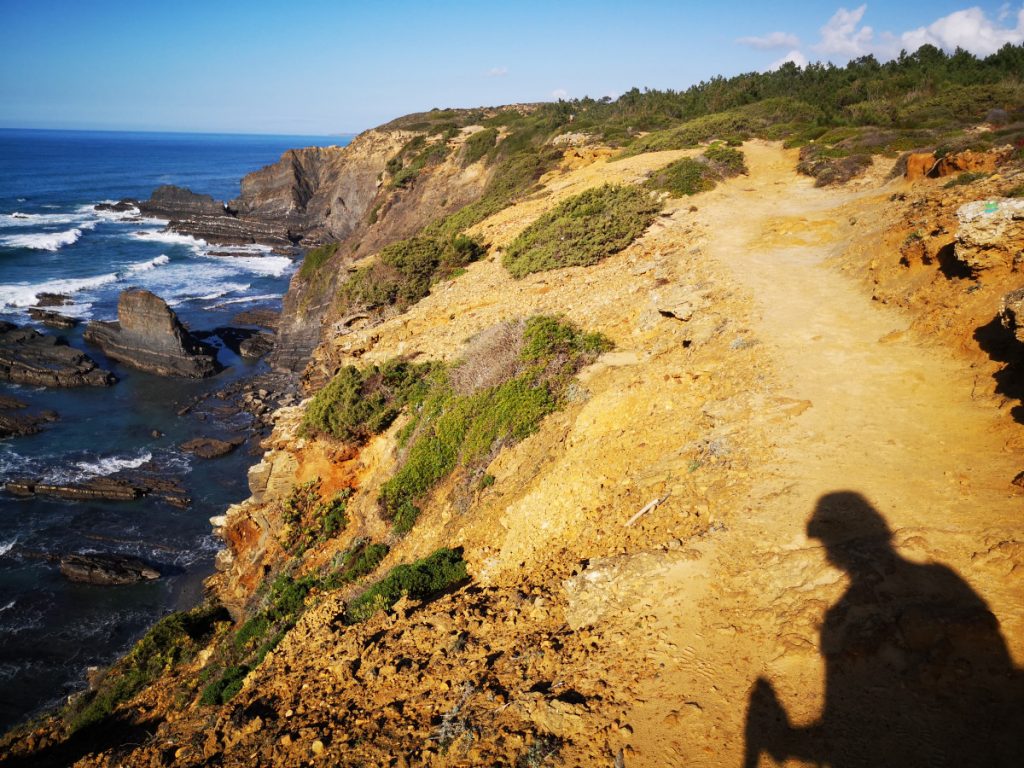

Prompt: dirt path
xmin=624 ymin=143 xmax=1024 ymax=766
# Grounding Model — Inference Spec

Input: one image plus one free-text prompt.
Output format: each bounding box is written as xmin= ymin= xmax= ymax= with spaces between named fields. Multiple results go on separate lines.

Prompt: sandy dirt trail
xmin=625 ymin=143 xmax=1024 ymax=766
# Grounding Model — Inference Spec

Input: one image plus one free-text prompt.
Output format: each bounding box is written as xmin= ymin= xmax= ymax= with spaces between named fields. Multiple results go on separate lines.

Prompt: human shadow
xmin=743 ymin=491 xmax=1023 ymax=767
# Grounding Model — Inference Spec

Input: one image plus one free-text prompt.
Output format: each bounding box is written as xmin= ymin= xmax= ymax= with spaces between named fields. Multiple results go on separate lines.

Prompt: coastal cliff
xmin=5 ymin=60 xmax=1024 ymax=765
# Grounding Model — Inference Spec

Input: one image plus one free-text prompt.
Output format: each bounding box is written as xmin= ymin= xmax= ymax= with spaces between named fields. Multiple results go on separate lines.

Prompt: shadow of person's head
xmin=807 ymin=490 xmax=893 ymax=571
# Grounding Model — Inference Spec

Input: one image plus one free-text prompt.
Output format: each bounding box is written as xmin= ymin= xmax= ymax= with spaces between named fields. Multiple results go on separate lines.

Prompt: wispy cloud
xmin=551 ymin=88 xmax=568 ymax=99
xmin=737 ymin=31 xmax=800 ymax=50
xmin=900 ymin=6 xmax=1024 ymax=57
xmin=770 ymin=49 xmax=810 ymax=69
xmin=747 ymin=4 xmax=1024 ymax=72
xmin=487 ymin=66 xmax=509 ymax=77
xmin=814 ymin=4 xmax=874 ymax=56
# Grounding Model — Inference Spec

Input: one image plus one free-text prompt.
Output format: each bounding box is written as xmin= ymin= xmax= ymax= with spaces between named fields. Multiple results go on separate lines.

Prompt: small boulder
xmin=180 ymin=436 xmax=244 ymax=459
xmin=239 ymin=332 xmax=274 ymax=360
xmin=953 ymin=198 xmax=1024 ymax=271
xmin=28 ymin=308 xmax=79 ymax=329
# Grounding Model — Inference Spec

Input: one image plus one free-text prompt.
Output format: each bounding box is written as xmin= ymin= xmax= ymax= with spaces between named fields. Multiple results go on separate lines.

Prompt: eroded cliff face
xmin=267 ymin=127 xmax=494 ymax=372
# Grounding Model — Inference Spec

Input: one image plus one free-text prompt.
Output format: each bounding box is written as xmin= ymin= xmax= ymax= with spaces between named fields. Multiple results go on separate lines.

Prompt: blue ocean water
xmin=0 ymin=129 xmax=347 ymax=732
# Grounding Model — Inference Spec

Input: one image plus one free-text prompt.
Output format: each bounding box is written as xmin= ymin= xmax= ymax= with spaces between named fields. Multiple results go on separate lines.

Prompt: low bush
xmin=388 ymin=136 xmax=450 ymax=188
xmin=339 ymin=234 xmax=485 ymax=314
xmin=502 ymin=184 xmax=661 ymax=278
xmin=703 ymin=143 xmax=747 ymax=175
xmin=323 ymin=539 xmax=390 ymax=590
xmin=646 ymin=157 xmax=717 ymax=197
xmin=377 ymin=315 xmax=610 ymax=533
xmin=943 ymin=171 xmax=991 ymax=188
xmin=298 ymin=241 xmax=340 ymax=280
xmin=301 ymin=358 xmax=433 ymax=442
xmin=462 ymin=127 xmax=499 ymax=165
xmin=345 ymin=548 xmax=468 ymax=623
xmin=279 ymin=479 xmax=353 ymax=555
xmin=796 ymin=146 xmax=873 ymax=186
xmin=68 ymin=603 xmax=226 ymax=730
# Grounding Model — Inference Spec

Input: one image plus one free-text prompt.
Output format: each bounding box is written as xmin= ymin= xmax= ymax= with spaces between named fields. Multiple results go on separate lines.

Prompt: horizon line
xmin=0 ymin=125 xmax=362 ymax=139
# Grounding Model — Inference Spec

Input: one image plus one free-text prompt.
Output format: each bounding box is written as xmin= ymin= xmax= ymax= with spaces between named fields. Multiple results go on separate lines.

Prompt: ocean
xmin=0 ymin=129 xmax=347 ymax=733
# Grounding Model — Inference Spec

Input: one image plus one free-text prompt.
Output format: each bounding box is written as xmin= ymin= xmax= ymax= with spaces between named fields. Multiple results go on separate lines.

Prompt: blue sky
xmin=1 ymin=1 xmax=1022 ymax=135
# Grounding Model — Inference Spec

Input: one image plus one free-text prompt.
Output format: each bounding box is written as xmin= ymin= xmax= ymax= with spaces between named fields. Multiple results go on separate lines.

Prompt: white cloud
xmin=814 ymin=4 xmax=874 ymax=56
xmin=487 ymin=66 xmax=509 ymax=77
xmin=551 ymin=88 xmax=568 ymax=100
xmin=737 ymin=31 xmax=801 ymax=50
xmin=900 ymin=6 xmax=1024 ymax=57
xmin=770 ymin=49 xmax=809 ymax=69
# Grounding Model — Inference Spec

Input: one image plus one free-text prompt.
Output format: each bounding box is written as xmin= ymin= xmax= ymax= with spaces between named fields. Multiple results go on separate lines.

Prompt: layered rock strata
xmin=84 ymin=289 xmax=222 ymax=378
xmin=0 ymin=322 xmax=115 ymax=387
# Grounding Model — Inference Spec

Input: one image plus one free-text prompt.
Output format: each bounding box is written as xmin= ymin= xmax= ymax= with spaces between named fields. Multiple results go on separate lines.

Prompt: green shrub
xmin=796 ymin=146 xmax=873 ymax=186
xmin=345 ymin=548 xmax=468 ymax=623
xmin=68 ymin=603 xmax=226 ymax=730
xmin=323 ymin=540 xmax=390 ymax=590
xmin=703 ymin=143 xmax=747 ymax=175
xmin=377 ymin=316 xmax=610 ymax=533
xmin=646 ymin=157 xmax=717 ymax=197
xmin=301 ymin=358 xmax=433 ymax=441
xmin=463 ymin=127 xmax=499 ymax=165
xmin=1006 ymin=183 xmax=1024 ymax=198
xmin=340 ymin=234 xmax=484 ymax=313
xmin=502 ymin=184 xmax=661 ymax=278
xmin=943 ymin=171 xmax=991 ymax=188
xmin=279 ymin=479 xmax=353 ymax=555
xmin=299 ymin=242 xmax=340 ymax=280
xmin=388 ymin=136 xmax=450 ymax=188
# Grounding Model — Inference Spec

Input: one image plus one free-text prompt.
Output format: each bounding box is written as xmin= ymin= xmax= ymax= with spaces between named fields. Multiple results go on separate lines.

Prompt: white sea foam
xmin=124 ymin=254 xmax=170 ymax=274
xmin=0 ymin=227 xmax=83 ymax=251
xmin=0 ymin=538 xmax=17 ymax=557
xmin=215 ymin=254 xmax=293 ymax=277
xmin=175 ymin=283 xmax=251 ymax=304
xmin=72 ymin=450 xmax=152 ymax=479
xmin=130 ymin=229 xmax=206 ymax=254
xmin=0 ymin=272 xmax=119 ymax=308
xmin=208 ymin=293 xmax=280 ymax=308
xmin=0 ymin=598 xmax=15 ymax=613
xmin=0 ymin=211 xmax=82 ymax=228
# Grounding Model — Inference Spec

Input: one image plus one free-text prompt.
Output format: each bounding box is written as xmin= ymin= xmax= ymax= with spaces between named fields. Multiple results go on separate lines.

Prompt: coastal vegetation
xmin=502 ymin=184 xmax=662 ymax=277
xmin=344 ymin=547 xmax=468 ymax=623
xmin=645 ymin=144 xmax=748 ymax=197
xmin=338 ymin=234 xmax=485 ymax=314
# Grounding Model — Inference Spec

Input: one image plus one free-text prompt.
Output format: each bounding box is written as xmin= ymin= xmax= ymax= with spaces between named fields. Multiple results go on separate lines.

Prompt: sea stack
xmin=84 ymin=289 xmax=223 ymax=378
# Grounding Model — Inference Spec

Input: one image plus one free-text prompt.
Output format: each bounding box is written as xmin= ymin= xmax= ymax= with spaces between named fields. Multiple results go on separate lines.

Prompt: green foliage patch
xmin=279 ymin=479 xmax=352 ymax=555
xmin=502 ymin=184 xmax=662 ymax=278
xmin=943 ymin=171 xmax=991 ymax=188
xmin=462 ymin=127 xmax=499 ymax=165
xmin=376 ymin=315 xmax=610 ymax=533
xmin=339 ymin=234 xmax=485 ymax=314
xmin=345 ymin=548 xmax=468 ymax=623
xmin=299 ymin=241 xmax=340 ymax=280
xmin=645 ymin=144 xmax=748 ymax=197
xmin=301 ymin=358 xmax=433 ymax=442
xmin=67 ymin=603 xmax=226 ymax=731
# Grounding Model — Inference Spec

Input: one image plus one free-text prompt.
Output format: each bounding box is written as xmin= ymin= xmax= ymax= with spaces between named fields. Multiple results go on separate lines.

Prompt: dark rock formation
xmin=95 ymin=200 xmax=138 ymax=214
xmin=0 ymin=322 xmax=115 ymax=387
xmin=34 ymin=293 xmax=72 ymax=307
xmin=232 ymin=308 xmax=280 ymax=329
xmin=0 ymin=394 xmax=59 ymax=438
xmin=239 ymin=332 xmax=274 ymax=359
xmin=138 ymin=185 xmax=225 ymax=219
xmin=6 ymin=470 xmax=190 ymax=507
xmin=59 ymin=553 xmax=160 ymax=585
xmin=181 ymin=436 xmax=245 ymax=459
xmin=84 ymin=289 xmax=223 ymax=378
xmin=28 ymin=308 xmax=79 ymax=329
xmin=999 ymin=287 xmax=1024 ymax=344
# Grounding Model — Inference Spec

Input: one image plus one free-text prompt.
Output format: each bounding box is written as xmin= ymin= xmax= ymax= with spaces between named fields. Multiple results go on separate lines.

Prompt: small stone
xmin=280 ymin=734 xmax=292 ymax=747
xmin=311 ymin=739 xmax=325 ymax=755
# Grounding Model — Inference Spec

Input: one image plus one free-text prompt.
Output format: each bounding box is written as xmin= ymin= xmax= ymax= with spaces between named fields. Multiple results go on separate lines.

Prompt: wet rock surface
xmin=5 ymin=468 xmax=191 ymax=507
xmin=84 ymin=289 xmax=223 ymax=378
xmin=0 ymin=322 xmax=115 ymax=387
xmin=180 ymin=436 xmax=245 ymax=459
xmin=0 ymin=394 xmax=59 ymax=438
xmin=59 ymin=553 xmax=161 ymax=585
xmin=238 ymin=332 xmax=274 ymax=359
xmin=232 ymin=308 xmax=280 ymax=330
xmin=27 ymin=308 xmax=79 ymax=329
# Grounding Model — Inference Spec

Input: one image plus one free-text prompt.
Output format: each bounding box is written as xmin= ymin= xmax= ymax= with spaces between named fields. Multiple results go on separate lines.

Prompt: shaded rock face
xmin=904 ymin=146 xmax=1014 ymax=181
xmin=999 ymin=287 xmax=1024 ymax=344
xmin=6 ymin=470 xmax=190 ymax=507
xmin=84 ymin=289 xmax=223 ymax=378
xmin=59 ymin=553 xmax=160 ymax=585
xmin=180 ymin=436 xmax=244 ymax=459
xmin=238 ymin=331 xmax=274 ymax=360
xmin=954 ymin=198 xmax=1024 ymax=271
xmin=0 ymin=322 xmax=115 ymax=387
xmin=138 ymin=185 xmax=225 ymax=218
